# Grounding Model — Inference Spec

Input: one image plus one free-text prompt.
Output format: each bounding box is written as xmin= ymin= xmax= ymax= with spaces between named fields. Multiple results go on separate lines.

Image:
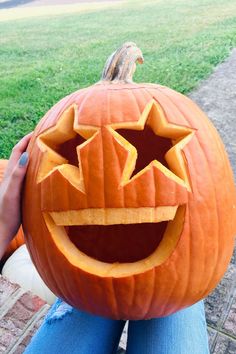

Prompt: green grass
xmin=1 ymin=0 xmax=236 ymax=157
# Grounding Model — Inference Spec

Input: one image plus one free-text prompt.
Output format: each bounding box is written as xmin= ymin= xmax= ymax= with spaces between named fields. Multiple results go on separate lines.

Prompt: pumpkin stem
xmin=101 ymin=42 xmax=144 ymax=83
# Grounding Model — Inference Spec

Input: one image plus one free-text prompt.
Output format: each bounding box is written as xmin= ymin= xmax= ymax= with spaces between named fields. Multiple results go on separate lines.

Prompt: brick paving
xmin=0 ymin=276 xmax=50 ymax=353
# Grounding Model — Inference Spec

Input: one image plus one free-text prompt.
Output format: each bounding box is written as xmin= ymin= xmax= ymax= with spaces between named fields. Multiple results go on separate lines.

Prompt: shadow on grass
xmin=0 ymin=0 xmax=35 ymax=9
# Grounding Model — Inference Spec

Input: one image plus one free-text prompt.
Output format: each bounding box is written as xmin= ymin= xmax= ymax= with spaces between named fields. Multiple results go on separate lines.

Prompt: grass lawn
xmin=0 ymin=0 xmax=236 ymax=157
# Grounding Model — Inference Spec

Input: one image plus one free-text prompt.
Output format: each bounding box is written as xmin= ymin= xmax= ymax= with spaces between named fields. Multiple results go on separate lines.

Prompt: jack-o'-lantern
xmin=23 ymin=43 xmax=236 ymax=319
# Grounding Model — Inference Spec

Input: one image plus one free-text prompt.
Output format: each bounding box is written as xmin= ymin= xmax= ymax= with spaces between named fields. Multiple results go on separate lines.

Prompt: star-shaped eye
xmin=116 ymin=126 xmax=172 ymax=177
xmin=37 ymin=105 xmax=97 ymax=191
xmin=37 ymin=100 xmax=195 ymax=194
xmin=106 ymin=99 xmax=195 ymax=192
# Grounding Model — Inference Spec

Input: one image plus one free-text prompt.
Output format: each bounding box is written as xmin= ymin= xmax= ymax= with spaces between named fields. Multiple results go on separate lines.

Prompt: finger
xmin=5 ymin=132 xmax=33 ymax=177
xmin=10 ymin=132 xmax=33 ymax=159
xmin=15 ymin=132 xmax=33 ymax=151
xmin=6 ymin=152 xmax=29 ymax=195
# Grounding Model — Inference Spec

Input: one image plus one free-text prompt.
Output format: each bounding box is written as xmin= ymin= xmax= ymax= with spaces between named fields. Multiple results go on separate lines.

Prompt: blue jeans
xmin=24 ymin=299 xmax=209 ymax=354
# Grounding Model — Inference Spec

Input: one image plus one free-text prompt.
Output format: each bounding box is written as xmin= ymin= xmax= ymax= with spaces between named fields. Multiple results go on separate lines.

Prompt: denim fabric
xmin=24 ymin=299 xmax=209 ymax=354
xmin=44 ymin=299 xmax=73 ymax=324
xmin=126 ymin=301 xmax=209 ymax=354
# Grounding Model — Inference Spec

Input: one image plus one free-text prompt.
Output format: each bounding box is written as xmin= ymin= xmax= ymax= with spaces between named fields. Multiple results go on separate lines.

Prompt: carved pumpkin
xmin=0 ymin=159 xmax=25 ymax=262
xmin=23 ymin=43 xmax=236 ymax=320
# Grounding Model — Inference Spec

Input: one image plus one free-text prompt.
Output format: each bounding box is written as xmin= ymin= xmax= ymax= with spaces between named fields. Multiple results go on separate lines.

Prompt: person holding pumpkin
xmin=0 ymin=133 xmax=31 ymax=260
xmin=0 ymin=133 xmax=210 ymax=354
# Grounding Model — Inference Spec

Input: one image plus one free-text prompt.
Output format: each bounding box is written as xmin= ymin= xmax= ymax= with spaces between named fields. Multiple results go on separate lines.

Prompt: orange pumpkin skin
xmin=22 ymin=45 xmax=236 ymax=320
xmin=0 ymin=160 xmax=25 ymax=261
xmin=2 ymin=227 xmax=25 ymax=261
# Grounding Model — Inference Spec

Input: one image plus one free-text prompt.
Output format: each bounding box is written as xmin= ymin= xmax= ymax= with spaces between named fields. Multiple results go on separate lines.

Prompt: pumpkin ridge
xmin=174 ymin=207 xmax=192 ymax=312
xmin=177 ymin=117 xmax=220 ymax=298
xmin=175 ymin=94 xmax=234 ymax=261
xmin=193 ymin=131 xmax=228 ymax=294
xmin=133 ymin=86 xmax=153 ymax=113
xmin=108 ymin=278 xmax=119 ymax=318
xmin=142 ymin=268 xmax=156 ymax=318
xmin=167 ymin=94 xmax=221 ymax=297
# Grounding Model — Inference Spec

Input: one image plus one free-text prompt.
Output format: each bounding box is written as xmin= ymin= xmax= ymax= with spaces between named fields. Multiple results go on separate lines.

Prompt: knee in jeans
xmin=45 ymin=299 xmax=73 ymax=324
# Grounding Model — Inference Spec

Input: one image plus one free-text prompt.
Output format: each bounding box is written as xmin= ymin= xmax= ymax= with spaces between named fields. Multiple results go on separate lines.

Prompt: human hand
xmin=0 ymin=132 xmax=33 ymax=259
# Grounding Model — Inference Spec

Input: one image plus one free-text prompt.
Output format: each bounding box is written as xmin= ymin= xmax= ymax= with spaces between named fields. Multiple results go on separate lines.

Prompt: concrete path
xmin=189 ymin=49 xmax=236 ymax=176
xmin=0 ymin=0 xmax=120 ymax=10
xmin=0 ymin=0 xmax=123 ymax=21
xmin=23 ymin=0 xmax=122 ymax=7
xmin=189 ymin=50 xmax=236 ymax=354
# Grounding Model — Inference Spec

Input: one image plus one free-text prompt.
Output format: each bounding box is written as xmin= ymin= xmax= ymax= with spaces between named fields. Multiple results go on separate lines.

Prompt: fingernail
xmin=19 ymin=152 xmax=29 ymax=167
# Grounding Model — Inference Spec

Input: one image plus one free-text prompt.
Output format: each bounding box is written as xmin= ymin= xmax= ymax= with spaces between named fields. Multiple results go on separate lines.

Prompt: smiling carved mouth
xmin=44 ymin=206 xmax=178 ymax=263
xmin=43 ymin=205 xmax=185 ymax=276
